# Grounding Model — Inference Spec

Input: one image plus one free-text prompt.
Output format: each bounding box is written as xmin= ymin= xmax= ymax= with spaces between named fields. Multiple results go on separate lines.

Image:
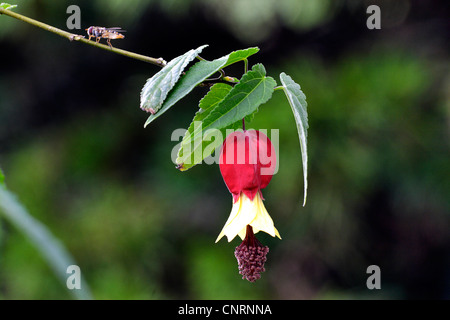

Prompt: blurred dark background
xmin=0 ymin=0 xmax=449 ymax=299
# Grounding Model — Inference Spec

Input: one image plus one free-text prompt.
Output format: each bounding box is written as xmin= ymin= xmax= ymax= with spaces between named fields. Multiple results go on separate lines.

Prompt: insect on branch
xmin=0 ymin=7 xmax=166 ymax=67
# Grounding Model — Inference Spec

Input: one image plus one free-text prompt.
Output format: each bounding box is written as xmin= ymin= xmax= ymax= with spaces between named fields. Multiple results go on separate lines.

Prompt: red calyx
xmin=219 ymin=130 xmax=276 ymax=202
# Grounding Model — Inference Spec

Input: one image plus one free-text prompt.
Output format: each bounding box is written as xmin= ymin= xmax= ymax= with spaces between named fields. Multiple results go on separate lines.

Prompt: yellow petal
xmin=215 ymin=193 xmax=257 ymax=243
xmin=249 ymin=192 xmax=281 ymax=239
xmin=215 ymin=192 xmax=281 ymax=243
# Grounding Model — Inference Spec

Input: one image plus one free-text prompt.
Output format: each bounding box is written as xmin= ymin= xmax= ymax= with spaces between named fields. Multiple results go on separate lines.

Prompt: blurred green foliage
xmin=0 ymin=0 xmax=448 ymax=299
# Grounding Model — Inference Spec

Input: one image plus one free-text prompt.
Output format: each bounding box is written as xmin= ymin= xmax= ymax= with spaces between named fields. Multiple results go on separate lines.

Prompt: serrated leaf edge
xmin=140 ymin=44 xmax=208 ymax=113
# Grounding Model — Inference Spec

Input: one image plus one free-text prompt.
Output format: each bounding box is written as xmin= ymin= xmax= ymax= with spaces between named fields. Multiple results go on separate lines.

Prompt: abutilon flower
xmin=216 ymin=129 xmax=281 ymax=282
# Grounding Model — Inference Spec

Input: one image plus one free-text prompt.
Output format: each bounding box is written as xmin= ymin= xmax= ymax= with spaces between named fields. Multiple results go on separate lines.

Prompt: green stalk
xmin=0 ymin=186 xmax=93 ymax=300
xmin=0 ymin=7 xmax=166 ymax=67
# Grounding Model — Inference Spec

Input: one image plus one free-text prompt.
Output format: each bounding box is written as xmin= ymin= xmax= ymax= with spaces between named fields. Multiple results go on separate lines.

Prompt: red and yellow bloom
xmin=216 ymin=129 xmax=280 ymax=281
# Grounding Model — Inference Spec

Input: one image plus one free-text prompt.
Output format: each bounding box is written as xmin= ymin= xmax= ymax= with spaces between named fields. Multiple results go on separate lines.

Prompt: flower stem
xmin=242 ymin=118 xmax=246 ymax=131
xmin=0 ymin=7 xmax=166 ymax=67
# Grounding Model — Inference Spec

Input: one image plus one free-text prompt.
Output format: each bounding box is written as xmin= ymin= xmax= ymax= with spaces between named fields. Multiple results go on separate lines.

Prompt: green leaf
xmin=140 ymin=45 xmax=208 ymax=114
xmin=143 ymin=47 xmax=260 ymax=127
xmin=0 ymin=3 xmax=18 ymax=10
xmin=279 ymin=72 xmax=308 ymax=206
xmin=176 ymin=83 xmax=235 ymax=170
xmin=176 ymin=64 xmax=276 ymax=170
xmin=144 ymin=56 xmax=228 ymax=127
xmin=0 ymin=186 xmax=92 ymax=299
xmin=202 ymin=63 xmax=276 ymax=131
xmin=222 ymin=47 xmax=259 ymax=68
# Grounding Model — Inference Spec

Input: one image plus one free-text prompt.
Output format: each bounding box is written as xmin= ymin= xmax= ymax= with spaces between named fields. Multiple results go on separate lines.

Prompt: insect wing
xmin=106 ymin=27 xmax=126 ymax=33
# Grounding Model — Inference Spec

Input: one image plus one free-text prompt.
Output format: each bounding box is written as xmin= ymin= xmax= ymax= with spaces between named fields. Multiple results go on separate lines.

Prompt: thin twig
xmin=0 ymin=7 xmax=166 ymax=67
xmin=243 ymin=58 xmax=249 ymax=73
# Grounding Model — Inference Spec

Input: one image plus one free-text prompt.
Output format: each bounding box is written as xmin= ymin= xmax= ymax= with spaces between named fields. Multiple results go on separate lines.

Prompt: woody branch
xmin=0 ymin=7 xmax=166 ymax=67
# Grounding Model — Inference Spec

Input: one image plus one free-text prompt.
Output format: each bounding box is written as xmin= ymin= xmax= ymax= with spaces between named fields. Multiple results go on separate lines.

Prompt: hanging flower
xmin=216 ymin=129 xmax=280 ymax=282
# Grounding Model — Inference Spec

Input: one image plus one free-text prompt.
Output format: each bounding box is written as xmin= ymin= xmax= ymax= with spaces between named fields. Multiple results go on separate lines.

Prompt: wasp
xmin=85 ymin=26 xmax=126 ymax=49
